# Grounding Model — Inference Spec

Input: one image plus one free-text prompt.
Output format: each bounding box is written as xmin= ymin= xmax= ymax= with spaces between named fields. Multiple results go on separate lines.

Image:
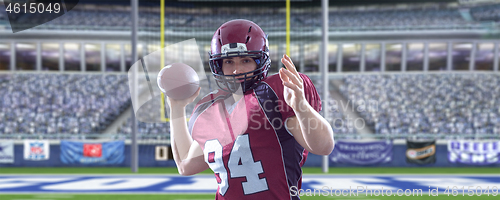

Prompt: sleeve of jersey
xmin=279 ymin=73 xmax=322 ymax=121
xmin=187 ymin=102 xmax=200 ymax=136
xmin=187 ymin=97 xmax=207 ymax=136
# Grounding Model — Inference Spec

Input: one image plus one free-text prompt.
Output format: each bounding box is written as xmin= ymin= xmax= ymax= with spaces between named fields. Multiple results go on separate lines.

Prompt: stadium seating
xmin=115 ymin=75 xmax=357 ymax=137
xmin=0 ymin=73 xmax=131 ymax=136
xmin=470 ymin=4 xmax=500 ymax=21
xmin=309 ymin=76 xmax=357 ymax=135
xmin=1 ymin=4 xmax=496 ymax=32
xmin=116 ymin=76 xmax=213 ymax=138
xmin=117 ymin=117 xmax=170 ymax=139
xmin=339 ymin=73 xmax=500 ymax=136
xmin=2 ymin=72 xmax=499 ymax=138
xmin=325 ymin=8 xmax=482 ymax=31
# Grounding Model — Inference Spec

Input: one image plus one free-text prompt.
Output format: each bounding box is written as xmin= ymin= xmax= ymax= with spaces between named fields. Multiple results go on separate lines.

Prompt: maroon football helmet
xmin=209 ymin=19 xmax=271 ymax=93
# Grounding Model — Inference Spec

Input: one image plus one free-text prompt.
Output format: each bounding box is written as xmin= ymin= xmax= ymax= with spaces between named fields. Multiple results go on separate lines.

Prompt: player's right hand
xmin=167 ymin=87 xmax=201 ymax=108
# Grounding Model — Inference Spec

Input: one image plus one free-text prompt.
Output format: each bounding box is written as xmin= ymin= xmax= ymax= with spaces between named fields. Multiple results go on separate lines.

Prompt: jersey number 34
xmin=204 ymin=134 xmax=269 ymax=196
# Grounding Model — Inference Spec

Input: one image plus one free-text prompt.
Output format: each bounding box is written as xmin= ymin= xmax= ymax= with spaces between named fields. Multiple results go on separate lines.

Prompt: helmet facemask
xmin=209 ymin=44 xmax=270 ymax=94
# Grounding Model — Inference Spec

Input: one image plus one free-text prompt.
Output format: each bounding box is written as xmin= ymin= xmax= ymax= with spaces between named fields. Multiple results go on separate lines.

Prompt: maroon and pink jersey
xmin=188 ymin=73 xmax=321 ymax=200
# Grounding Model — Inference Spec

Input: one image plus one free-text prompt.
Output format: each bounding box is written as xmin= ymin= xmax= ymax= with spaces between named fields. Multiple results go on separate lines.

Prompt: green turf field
xmin=0 ymin=167 xmax=499 ymax=174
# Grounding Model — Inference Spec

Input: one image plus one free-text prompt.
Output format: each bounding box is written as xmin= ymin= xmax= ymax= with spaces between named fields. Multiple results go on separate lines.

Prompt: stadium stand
xmin=470 ymin=4 xmax=500 ymax=21
xmin=114 ymin=75 xmax=357 ymax=138
xmin=310 ymin=76 xmax=358 ymax=135
xmin=0 ymin=4 xmax=495 ymax=32
xmin=116 ymin=75 xmax=212 ymax=138
xmin=339 ymin=73 xmax=500 ymax=137
xmin=325 ymin=8 xmax=481 ymax=31
xmin=117 ymin=117 xmax=170 ymax=139
xmin=0 ymin=73 xmax=130 ymax=137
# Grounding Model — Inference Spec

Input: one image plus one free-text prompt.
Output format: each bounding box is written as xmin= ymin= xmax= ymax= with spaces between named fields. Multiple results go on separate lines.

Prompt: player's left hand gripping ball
xmin=279 ymin=54 xmax=306 ymax=111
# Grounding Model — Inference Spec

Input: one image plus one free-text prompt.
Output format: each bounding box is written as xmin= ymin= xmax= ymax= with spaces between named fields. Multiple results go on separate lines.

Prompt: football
xmin=157 ymin=63 xmax=200 ymax=100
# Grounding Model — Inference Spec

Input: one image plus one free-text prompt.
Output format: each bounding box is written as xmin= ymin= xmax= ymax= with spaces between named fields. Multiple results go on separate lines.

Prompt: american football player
xmin=168 ymin=19 xmax=334 ymax=200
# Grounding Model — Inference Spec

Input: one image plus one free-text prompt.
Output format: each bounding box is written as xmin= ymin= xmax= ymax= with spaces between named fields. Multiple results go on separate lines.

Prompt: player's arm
xmin=280 ymin=54 xmax=334 ymax=155
xmin=168 ymin=87 xmax=209 ymax=175
xmin=171 ymin=139 xmax=208 ymax=175
xmin=286 ymin=111 xmax=334 ymax=155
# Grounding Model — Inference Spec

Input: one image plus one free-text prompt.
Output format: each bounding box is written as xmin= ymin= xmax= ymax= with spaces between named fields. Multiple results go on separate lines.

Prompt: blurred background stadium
xmin=0 ymin=0 xmax=500 ymax=199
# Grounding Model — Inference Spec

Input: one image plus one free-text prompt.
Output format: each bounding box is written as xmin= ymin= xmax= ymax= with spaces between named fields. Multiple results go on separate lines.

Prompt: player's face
xmin=221 ymin=56 xmax=257 ymax=81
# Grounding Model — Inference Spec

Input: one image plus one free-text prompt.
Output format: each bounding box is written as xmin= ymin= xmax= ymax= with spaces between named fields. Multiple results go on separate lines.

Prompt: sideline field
xmin=1 ymin=167 xmax=499 ymax=174
xmin=1 ymin=194 xmax=500 ymax=200
xmin=1 ymin=167 xmax=498 ymax=200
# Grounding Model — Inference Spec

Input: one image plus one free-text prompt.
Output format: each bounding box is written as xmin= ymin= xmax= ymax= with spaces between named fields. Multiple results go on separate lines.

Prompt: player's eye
xmin=242 ymin=59 xmax=251 ymax=63
xmin=224 ymin=60 xmax=233 ymax=64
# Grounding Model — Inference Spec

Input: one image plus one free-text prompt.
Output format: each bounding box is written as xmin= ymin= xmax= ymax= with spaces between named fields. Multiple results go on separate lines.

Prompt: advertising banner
xmin=330 ymin=140 xmax=392 ymax=165
xmin=60 ymin=140 xmax=124 ymax=165
xmin=0 ymin=141 xmax=14 ymax=163
xmin=448 ymin=140 xmax=500 ymax=165
xmin=24 ymin=140 xmax=50 ymax=160
xmin=406 ymin=140 xmax=436 ymax=164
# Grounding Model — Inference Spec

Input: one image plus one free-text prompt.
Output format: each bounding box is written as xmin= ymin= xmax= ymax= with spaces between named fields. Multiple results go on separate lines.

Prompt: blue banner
xmin=448 ymin=140 xmax=500 ymax=165
xmin=330 ymin=140 xmax=392 ymax=165
xmin=60 ymin=140 xmax=124 ymax=165
xmin=0 ymin=141 xmax=14 ymax=163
